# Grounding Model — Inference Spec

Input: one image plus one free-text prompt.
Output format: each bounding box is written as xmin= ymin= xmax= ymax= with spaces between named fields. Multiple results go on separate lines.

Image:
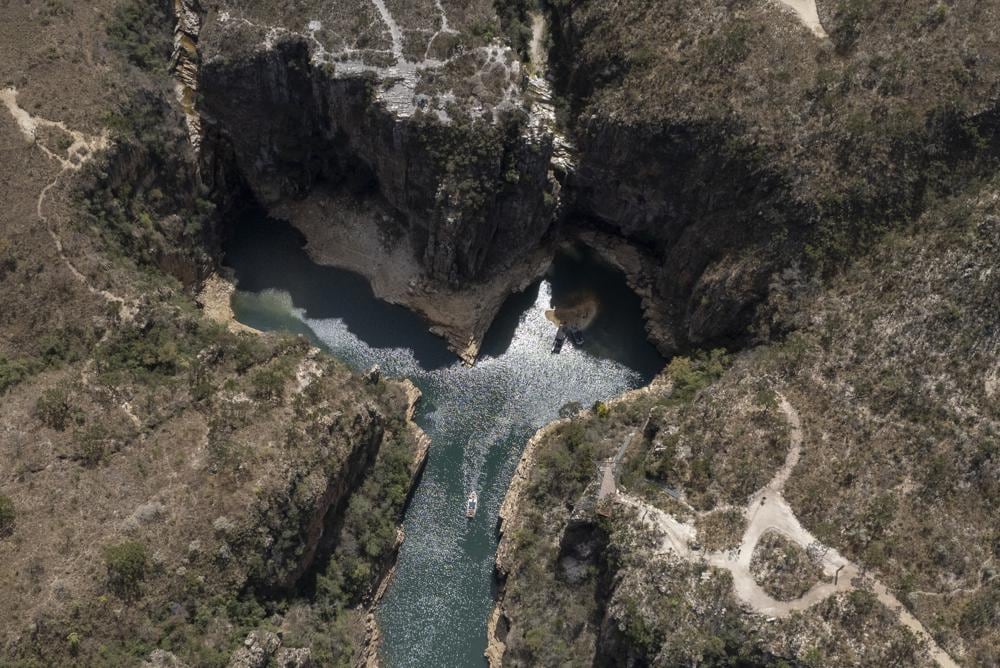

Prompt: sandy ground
xmin=196 ymin=272 xmax=259 ymax=334
xmin=544 ymin=294 xmax=598 ymax=330
xmin=617 ymin=396 xmax=958 ymax=668
xmin=775 ymin=0 xmax=828 ymax=38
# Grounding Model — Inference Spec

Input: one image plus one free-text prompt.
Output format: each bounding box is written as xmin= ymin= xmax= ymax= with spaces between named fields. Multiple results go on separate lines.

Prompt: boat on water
xmin=551 ymin=326 xmax=567 ymax=354
xmin=465 ymin=491 xmax=478 ymax=518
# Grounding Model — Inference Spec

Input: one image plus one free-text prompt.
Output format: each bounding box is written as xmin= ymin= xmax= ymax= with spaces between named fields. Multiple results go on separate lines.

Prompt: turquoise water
xmin=224 ymin=214 xmax=663 ymax=667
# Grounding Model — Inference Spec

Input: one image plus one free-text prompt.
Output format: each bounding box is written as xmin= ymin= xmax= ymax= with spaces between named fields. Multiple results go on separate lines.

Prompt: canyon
xmin=1 ymin=0 xmax=998 ymax=666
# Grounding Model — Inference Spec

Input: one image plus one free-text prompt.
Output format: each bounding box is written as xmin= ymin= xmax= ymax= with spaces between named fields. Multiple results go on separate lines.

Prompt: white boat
xmin=465 ymin=491 xmax=478 ymax=518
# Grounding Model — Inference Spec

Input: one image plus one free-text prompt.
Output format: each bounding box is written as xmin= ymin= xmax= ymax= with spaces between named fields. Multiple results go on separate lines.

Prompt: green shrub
xmin=0 ymin=239 xmax=16 ymax=281
xmin=75 ymin=424 xmax=111 ymax=467
xmin=667 ymin=349 xmax=731 ymax=401
xmin=701 ymin=21 xmax=752 ymax=68
xmin=0 ymin=495 xmax=15 ymax=537
xmin=0 ymin=356 xmax=36 ymax=394
xmin=36 ymin=327 xmax=90 ymax=366
xmin=832 ymin=0 xmax=875 ymax=52
xmin=230 ymin=335 xmax=265 ymax=374
xmin=106 ymin=0 xmax=172 ymax=71
xmin=251 ymin=367 xmax=285 ymax=402
xmin=34 ymin=387 xmax=75 ymax=431
xmin=695 ymin=509 xmax=746 ymax=551
xmin=104 ymin=541 xmax=148 ymax=599
xmin=316 ymin=433 xmax=416 ymax=615
xmin=494 ymin=0 xmax=533 ymax=59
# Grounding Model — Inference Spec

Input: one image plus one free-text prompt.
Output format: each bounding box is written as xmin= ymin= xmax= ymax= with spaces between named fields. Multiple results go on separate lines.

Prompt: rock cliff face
xmin=544 ymin=0 xmax=1000 ymax=353
xmin=181 ymin=0 xmax=1000 ymax=364
xmin=196 ymin=7 xmax=556 ymax=286
xmin=566 ymin=119 xmax=794 ymax=349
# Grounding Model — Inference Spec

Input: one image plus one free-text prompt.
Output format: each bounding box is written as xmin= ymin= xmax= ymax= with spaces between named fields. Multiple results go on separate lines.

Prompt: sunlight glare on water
xmin=225 ymin=213 xmax=662 ymax=667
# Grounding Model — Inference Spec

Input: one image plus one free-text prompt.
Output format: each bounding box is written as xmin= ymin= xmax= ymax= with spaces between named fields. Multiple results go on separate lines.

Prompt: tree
xmin=35 ymin=387 xmax=73 ymax=431
xmin=251 ymin=367 xmax=285 ymax=402
xmin=0 ymin=495 xmax=14 ymax=537
xmin=104 ymin=541 xmax=148 ymax=599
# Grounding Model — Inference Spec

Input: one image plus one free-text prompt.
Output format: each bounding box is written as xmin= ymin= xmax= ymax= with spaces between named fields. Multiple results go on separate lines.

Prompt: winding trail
xmin=424 ymin=0 xmax=459 ymax=60
xmin=616 ymin=396 xmax=957 ymax=668
xmin=2 ymin=87 xmax=131 ymax=318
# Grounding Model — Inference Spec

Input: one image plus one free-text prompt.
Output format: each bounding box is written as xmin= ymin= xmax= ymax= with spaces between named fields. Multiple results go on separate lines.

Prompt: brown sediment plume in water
xmin=544 ymin=292 xmax=599 ymax=329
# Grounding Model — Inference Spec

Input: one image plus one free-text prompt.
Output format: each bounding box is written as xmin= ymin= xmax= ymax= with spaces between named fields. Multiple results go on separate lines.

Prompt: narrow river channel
xmin=223 ymin=212 xmax=663 ymax=667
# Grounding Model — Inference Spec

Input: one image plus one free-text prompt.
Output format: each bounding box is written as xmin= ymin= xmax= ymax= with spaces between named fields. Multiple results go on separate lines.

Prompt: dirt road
xmin=617 ymin=395 xmax=957 ymax=667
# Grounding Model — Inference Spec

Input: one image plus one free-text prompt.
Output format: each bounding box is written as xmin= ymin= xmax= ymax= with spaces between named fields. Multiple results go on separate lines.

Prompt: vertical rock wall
xmin=197 ymin=36 xmax=556 ymax=285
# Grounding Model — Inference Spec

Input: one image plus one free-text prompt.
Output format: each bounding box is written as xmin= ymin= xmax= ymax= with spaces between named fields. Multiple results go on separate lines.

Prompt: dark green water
xmin=224 ymin=214 xmax=663 ymax=667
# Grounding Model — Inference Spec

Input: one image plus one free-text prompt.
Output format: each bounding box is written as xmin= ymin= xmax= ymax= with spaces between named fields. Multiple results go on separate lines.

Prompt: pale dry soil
xmin=616 ymin=396 xmax=958 ymax=668
xmin=775 ymin=0 xmax=828 ymax=38
xmin=196 ymin=272 xmax=259 ymax=334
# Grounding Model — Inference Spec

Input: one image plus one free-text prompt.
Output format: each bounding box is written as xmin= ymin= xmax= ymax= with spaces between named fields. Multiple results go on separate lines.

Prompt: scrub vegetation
xmin=106 ymin=0 xmax=173 ymax=71
xmin=750 ymin=531 xmax=827 ymax=602
xmin=497 ymin=355 xmax=932 ymax=666
xmin=2 ymin=0 xmax=998 ymax=665
xmin=0 ymin=1 xmax=425 ymax=665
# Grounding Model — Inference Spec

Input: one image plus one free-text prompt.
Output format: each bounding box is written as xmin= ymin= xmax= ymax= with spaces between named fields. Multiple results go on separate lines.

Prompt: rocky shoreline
xmin=487 ymin=416 xmax=569 ymax=667
xmin=360 ymin=379 xmax=431 ymax=667
xmin=487 ymin=378 xmax=670 ymax=666
xmin=273 ymin=191 xmax=555 ymax=365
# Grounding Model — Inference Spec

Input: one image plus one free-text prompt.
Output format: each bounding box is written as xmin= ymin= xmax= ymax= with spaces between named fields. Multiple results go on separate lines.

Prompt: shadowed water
xmin=224 ymin=213 xmax=663 ymax=667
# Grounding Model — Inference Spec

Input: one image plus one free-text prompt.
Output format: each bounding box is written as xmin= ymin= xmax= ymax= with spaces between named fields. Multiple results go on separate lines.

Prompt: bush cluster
xmin=106 ymin=0 xmax=173 ymax=71
xmin=104 ymin=540 xmax=148 ymax=600
xmin=0 ymin=495 xmax=15 ymax=537
xmin=34 ymin=387 xmax=76 ymax=431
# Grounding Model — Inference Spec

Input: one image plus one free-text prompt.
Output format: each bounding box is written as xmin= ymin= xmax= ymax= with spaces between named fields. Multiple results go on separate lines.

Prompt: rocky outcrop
xmin=228 ymin=631 xmax=312 ymax=668
xmin=271 ymin=402 xmax=386 ymax=591
xmin=487 ymin=417 xmax=569 ymax=667
xmin=251 ymin=376 xmax=429 ymax=596
xmin=566 ymin=120 xmax=794 ymax=347
xmin=171 ymin=0 xmax=203 ymax=150
xmin=490 ymin=381 xmax=669 ymax=666
xmin=543 ymin=0 xmax=1000 ymax=356
xmin=544 ymin=0 xmax=804 ymax=352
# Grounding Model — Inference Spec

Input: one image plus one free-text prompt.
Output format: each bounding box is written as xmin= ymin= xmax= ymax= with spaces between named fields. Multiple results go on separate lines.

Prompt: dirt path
xmin=775 ymin=0 xmax=828 ymax=38
xmin=598 ymin=431 xmax=636 ymax=501
xmin=2 ymin=87 xmax=133 ymax=319
xmin=617 ymin=395 xmax=957 ymax=667
xmin=369 ymin=0 xmax=404 ymax=61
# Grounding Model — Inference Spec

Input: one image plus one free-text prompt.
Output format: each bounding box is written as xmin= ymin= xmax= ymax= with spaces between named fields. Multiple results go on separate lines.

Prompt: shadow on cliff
xmin=223 ymin=209 xmax=664 ymax=377
xmin=223 ymin=208 xmax=457 ymax=370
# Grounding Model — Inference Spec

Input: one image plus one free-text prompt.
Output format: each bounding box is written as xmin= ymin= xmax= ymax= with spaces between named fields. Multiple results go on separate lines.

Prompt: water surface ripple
xmin=225 ymin=214 xmax=662 ymax=667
